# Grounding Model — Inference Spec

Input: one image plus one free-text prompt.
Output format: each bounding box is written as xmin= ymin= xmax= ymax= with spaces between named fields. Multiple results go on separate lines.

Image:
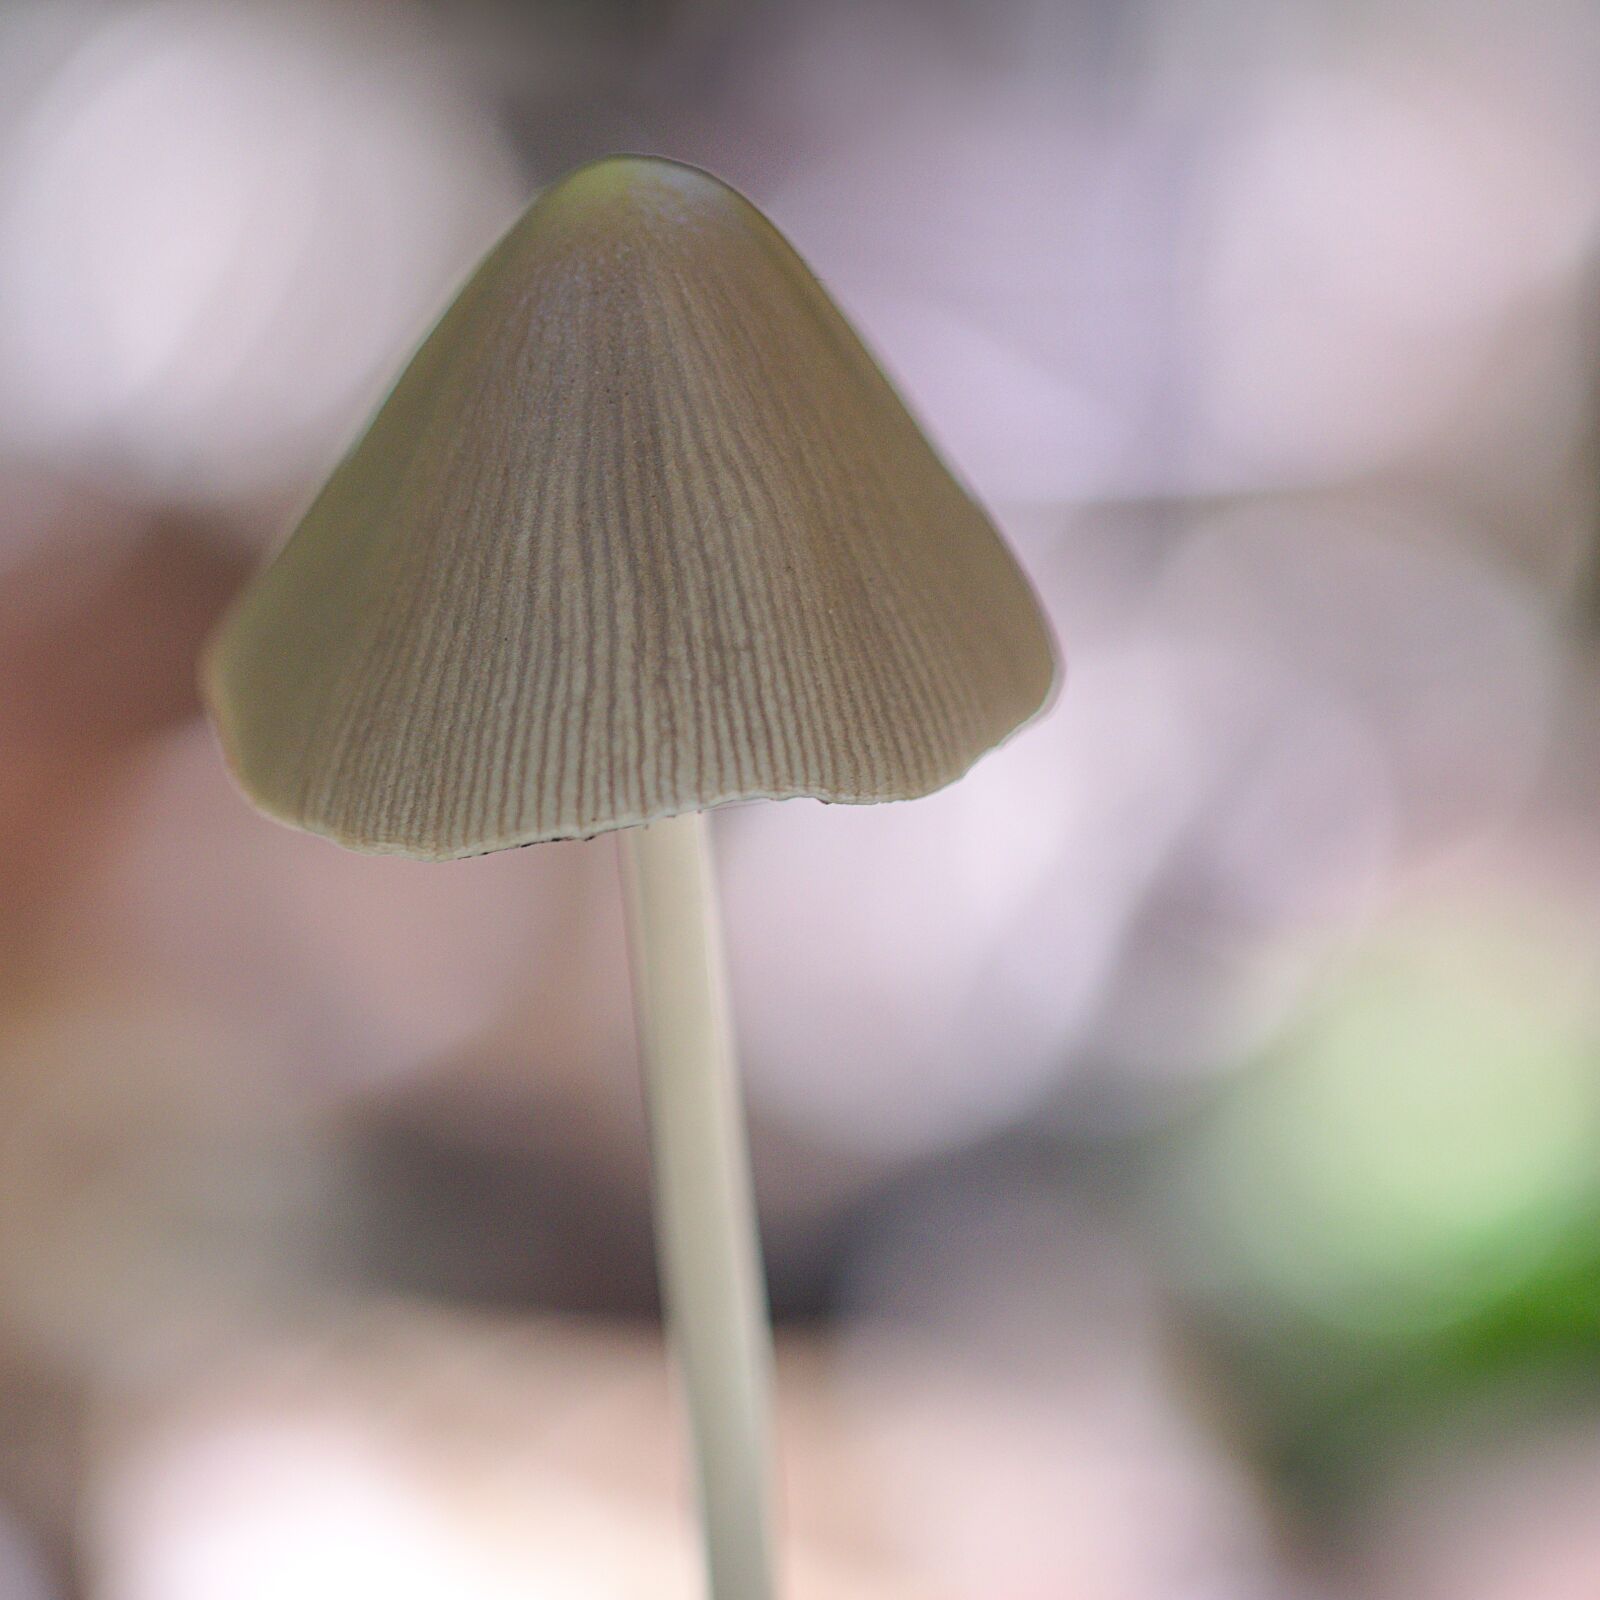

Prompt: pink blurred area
xmin=4 ymin=0 xmax=1600 ymax=1596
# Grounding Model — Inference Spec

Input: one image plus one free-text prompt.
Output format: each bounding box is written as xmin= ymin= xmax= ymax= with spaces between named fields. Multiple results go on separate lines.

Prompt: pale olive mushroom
xmin=204 ymin=155 xmax=1056 ymax=1599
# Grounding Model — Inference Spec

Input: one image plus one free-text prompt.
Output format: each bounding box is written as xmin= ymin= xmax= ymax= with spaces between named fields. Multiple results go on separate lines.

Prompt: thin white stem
xmin=618 ymin=811 xmax=776 ymax=1600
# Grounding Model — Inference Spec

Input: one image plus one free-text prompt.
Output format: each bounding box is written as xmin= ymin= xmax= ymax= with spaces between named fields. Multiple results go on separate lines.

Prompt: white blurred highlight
xmin=0 ymin=1 xmax=520 ymax=504
xmin=93 ymin=1414 xmax=670 ymax=1600
xmin=1194 ymin=68 xmax=1600 ymax=483
xmin=721 ymin=711 xmax=1085 ymax=1159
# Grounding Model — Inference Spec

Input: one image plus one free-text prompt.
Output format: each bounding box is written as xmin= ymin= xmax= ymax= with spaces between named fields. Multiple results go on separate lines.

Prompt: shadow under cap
xmin=204 ymin=155 xmax=1058 ymax=860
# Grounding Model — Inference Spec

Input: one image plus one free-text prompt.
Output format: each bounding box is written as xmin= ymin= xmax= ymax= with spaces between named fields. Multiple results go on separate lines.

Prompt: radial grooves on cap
xmin=203 ymin=156 xmax=1057 ymax=859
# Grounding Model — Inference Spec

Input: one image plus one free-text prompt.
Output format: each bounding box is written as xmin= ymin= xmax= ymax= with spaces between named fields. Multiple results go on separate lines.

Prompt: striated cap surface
xmin=204 ymin=156 xmax=1057 ymax=858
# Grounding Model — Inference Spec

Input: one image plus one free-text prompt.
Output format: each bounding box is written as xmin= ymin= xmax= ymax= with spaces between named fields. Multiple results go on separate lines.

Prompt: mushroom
xmin=203 ymin=155 xmax=1057 ymax=1598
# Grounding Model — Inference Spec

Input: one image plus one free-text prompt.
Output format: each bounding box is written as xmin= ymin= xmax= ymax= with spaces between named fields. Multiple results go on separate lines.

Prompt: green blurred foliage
xmin=1158 ymin=898 xmax=1600 ymax=1510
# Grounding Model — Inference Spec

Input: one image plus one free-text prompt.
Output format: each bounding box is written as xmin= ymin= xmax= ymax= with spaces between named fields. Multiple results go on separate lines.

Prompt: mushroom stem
xmin=619 ymin=811 xmax=776 ymax=1600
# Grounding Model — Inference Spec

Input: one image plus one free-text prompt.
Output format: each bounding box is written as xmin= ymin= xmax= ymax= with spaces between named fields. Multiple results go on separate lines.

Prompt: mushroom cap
xmin=204 ymin=156 xmax=1057 ymax=859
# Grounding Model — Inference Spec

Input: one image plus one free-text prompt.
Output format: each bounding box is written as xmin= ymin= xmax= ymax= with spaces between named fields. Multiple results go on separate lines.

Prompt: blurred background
xmin=4 ymin=0 xmax=1600 ymax=1594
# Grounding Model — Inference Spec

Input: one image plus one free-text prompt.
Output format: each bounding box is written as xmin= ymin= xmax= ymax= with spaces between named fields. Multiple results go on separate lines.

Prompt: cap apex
xmin=545 ymin=153 xmax=731 ymax=210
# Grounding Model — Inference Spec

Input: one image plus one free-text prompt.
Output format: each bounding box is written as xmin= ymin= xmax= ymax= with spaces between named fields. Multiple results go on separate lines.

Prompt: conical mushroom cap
xmin=204 ymin=156 xmax=1057 ymax=859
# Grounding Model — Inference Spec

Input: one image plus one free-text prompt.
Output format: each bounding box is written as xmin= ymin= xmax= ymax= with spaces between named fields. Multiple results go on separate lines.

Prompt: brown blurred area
xmin=5 ymin=0 xmax=1600 ymax=1595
